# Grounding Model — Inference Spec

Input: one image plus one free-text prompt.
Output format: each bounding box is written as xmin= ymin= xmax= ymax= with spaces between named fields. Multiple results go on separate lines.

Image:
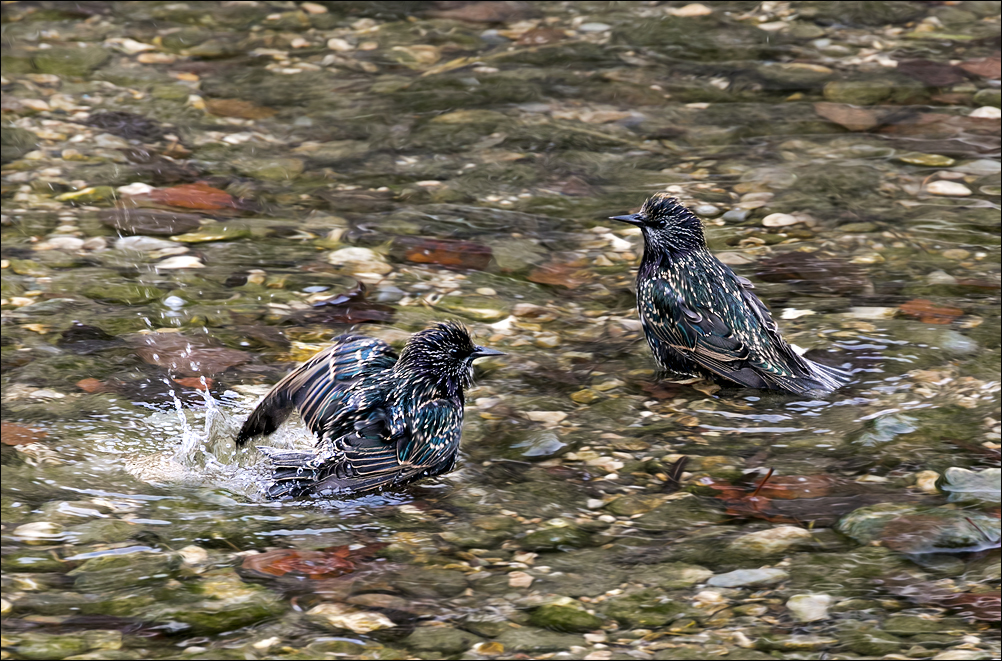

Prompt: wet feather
xmin=236 ymin=322 xmax=501 ymax=498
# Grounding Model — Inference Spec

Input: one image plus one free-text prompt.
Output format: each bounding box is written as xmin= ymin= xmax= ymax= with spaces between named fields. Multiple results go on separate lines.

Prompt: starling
xmin=612 ymin=194 xmax=850 ymax=395
xmin=236 ymin=322 xmax=503 ymax=498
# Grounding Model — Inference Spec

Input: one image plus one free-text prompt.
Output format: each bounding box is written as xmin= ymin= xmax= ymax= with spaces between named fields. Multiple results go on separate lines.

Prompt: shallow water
xmin=1 ymin=1 xmax=1000 ymax=659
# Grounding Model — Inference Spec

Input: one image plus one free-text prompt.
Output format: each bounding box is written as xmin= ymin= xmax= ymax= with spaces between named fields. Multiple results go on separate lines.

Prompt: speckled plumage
xmin=613 ymin=194 xmax=850 ymax=395
xmin=236 ymin=322 xmax=502 ymax=498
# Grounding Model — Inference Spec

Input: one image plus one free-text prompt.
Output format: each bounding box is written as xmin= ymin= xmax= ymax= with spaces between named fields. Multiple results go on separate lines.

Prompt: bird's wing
xmin=642 ymin=277 xmax=770 ymax=388
xmin=725 ymin=270 xmax=850 ymax=391
xmin=397 ymin=398 xmax=463 ymax=468
xmin=236 ymin=335 xmax=397 ymax=446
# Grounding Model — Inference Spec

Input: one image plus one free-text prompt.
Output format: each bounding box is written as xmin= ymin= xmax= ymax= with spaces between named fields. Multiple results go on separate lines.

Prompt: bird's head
xmin=611 ymin=193 xmax=705 ymax=257
xmin=395 ymin=321 xmax=503 ymax=393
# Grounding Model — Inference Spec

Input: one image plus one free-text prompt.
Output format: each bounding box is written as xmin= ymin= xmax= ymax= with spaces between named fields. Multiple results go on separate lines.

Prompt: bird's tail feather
xmin=258 ymin=446 xmax=330 ymax=499
xmin=770 ymin=359 xmax=850 ymax=395
xmin=258 ymin=444 xmax=404 ymax=499
xmin=807 ymin=359 xmax=852 ymax=391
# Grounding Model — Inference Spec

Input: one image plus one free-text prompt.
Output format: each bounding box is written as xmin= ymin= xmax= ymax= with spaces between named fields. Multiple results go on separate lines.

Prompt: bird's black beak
xmin=471 ymin=346 xmax=505 ymax=359
xmin=610 ymin=213 xmax=644 ymax=226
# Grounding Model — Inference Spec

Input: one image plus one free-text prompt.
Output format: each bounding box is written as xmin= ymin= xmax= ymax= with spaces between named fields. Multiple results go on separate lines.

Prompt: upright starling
xmin=612 ymin=194 xmax=850 ymax=395
xmin=236 ymin=322 xmax=503 ymax=498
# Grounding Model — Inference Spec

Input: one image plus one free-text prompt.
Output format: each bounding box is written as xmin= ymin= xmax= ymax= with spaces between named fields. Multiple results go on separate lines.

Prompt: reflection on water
xmin=2 ymin=0 xmax=1000 ymax=658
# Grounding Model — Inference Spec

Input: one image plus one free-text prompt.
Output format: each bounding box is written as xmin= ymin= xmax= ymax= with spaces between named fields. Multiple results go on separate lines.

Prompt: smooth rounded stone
xmin=882 ymin=614 xmax=955 ymax=636
xmin=758 ymin=62 xmax=833 ymax=85
xmin=493 ymin=627 xmax=585 ymax=654
xmin=12 ymin=633 xmax=93 ymax=660
xmin=32 ymin=45 xmax=110 ymax=76
xmin=823 ymin=80 xmax=891 ymax=105
xmin=973 ymin=88 xmax=1001 ymax=108
xmin=68 ymin=550 xmax=182 ymax=591
xmin=405 ymin=626 xmax=483 ymax=654
xmin=634 ymin=562 xmax=713 ymax=589
xmin=897 ymin=152 xmax=955 ymax=167
xmin=1 ymin=126 xmax=37 ymax=163
xmin=835 ymin=504 xmax=1000 ymax=554
xmin=605 ymin=494 xmax=664 ymax=517
xmin=83 ymin=282 xmax=166 ymax=305
xmin=940 ymin=467 xmax=1001 ymax=504
xmin=153 ymin=571 xmax=286 ymax=633
xmin=155 ymin=256 xmax=205 ymax=269
xmin=844 ymin=629 xmax=906 ymax=656
xmin=512 ymin=431 xmax=568 ymax=459
xmin=82 ymin=237 xmax=107 ymax=251
xmin=521 ymin=524 xmax=591 ymax=551
xmin=762 ymin=213 xmax=802 ymax=227
xmin=926 ymin=270 xmax=958 ymax=286
xmin=100 ymin=209 xmax=203 ymax=236
xmin=529 ymin=597 xmax=605 ymax=633
xmin=786 ymin=593 xmax=832 ymax=622
xmin=392 ymin=567 xmax=469 ymax=598
xmin=721 ymin=208 xmax=749 ymax=222
xmin=970 ymin=106 xmax=1002 ymax=118
xmin=13 ymin=522 xmax=66 ymax=544
xmin=926 ymin=180 xmax=972 ymax=196
xmin=579 ymin=22 xmax=611 ymax=32
xmin=952 ymin=159 xmax=1001 ymax=176
xmin=717 ymin=251 xmax=754 ymax=265
xmin=237 ymin=157 xmax=305 ymax=181
xmin=2 ymin=550 xmax=68 ymax=573
xmin=632 ymin=494 xmax=721 ymax=532
xmin=115 ymin=236 xmax=185 ymax=253
xmin=70 ymin=519 xmax=138 ymax=544
xmin=692 ymin=204 xmax=720 ymax=217
xmin=603 ymin=589 xmax=694 ymax=628
xmin=728 ymin=525 xmax=813 ymax=556
xmin=435 ymin=295 xmax=509 ymax=322
xmin=327 ymin=246 xmax=392 ymax=276
xmin=55 ymin=186 xmax=116 ymax=204
xmin=39 ymin=235 xmax=85 ymax=251
xmin=707 ymin=567 xmax=788 ymax=588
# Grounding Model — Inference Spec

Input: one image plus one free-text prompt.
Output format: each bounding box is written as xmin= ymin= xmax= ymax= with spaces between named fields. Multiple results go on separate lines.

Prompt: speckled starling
xmin=236 ymin=322 xmax=503 ymax=498
xmin=612 ymin=193 xmax=850 ymax=395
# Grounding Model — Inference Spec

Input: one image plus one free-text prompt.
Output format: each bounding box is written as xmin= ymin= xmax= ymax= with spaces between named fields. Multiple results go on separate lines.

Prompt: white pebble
xmin=326 ymin=38 xmax=353 ymax=52
xmin=926 ymin=180 xmax=972 ymax=196
xmin=41 ymin=236 xmax=85 ymax=251
xmin=762 ymin=213 xmax=801 ymax=227
xmin=786 ymin=593 xmax=832 ymax=622
xmin=14 ymin=522 xmax=65 ymax=544
xmin=667 ymin=3 xmax=713 ymax=17
xmin=156 ymin=256 xmax=204 ymax=269
xmin=82 ymin=236 xmax=107 ymax=251
xmin=970 ymin=106 xmax=1002 ymax=119
xmin=524 ymin=411 xmax=568 ymax=425
xmin=117 ymin=182 xmax=154 ymax=196
xmin=116 ymin=236 xmax=178 ymax=252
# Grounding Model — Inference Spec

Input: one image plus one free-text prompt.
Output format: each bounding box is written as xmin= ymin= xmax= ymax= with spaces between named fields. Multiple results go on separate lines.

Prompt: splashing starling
xmin=612 ymin=194 xmax=850 ymax=395
xmin=236 ymin=322 xmax=503 ymax=498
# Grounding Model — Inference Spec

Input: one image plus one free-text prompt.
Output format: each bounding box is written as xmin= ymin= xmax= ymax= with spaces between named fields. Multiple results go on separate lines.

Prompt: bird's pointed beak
xmin=472 ymin=346 xmax=505 ymax=359
xmin=610 ymin=213 xmax=644 ymax=226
